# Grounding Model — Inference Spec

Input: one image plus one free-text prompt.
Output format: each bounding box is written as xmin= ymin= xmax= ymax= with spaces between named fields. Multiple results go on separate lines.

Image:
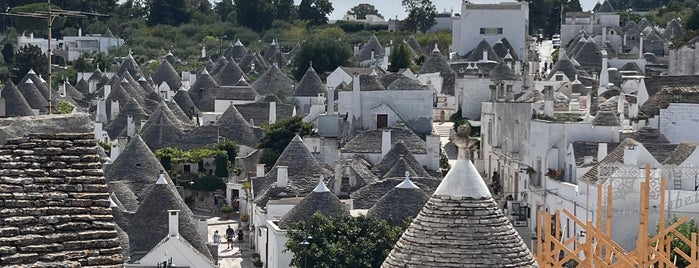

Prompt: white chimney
xmin=78 ymin=28 xmax=82 ymax=37
xmin=381 ymin=130 xmax=391 ymax=158
xmin=370 ymin=49 xmax=375 ymax=62
xmin=623 ymin=143 xmax=639 ymax=165
xmin=110 ymin=100 xmax=120 ymax=120
xmin=639 ymin=33 xmax=644 ymax=59
xmin=276 ymin=166 xmax=288 ymax=188
xmin=103 ymin=84 xmax=112 ymax=98
xmin=351 ymin=74 xmax=361 ymax=120
xmin=167 ymin=210 xmax=180 ymax=237
xmin=127 ymin=116 xmax=135 ymax=137
xmin=629 ymin=102 xmax=639 ymax=118
xmin=96 ymin=99 xmax=107 ymax=124
xmin=583 ymin=156 xmax=594 ymax=165
xmin=269 ymin=101 xmax=277 ymax=124
xmin=597 ymin=143 xmax=608 ymax=162
xmin=602 ymin=27 xmax=607 ymax=44
xmin=201 ymin=46 xmax=206 ymax=58
xmin=482 ymin=50 xmax=488 ymax=62
xmin=327 ymin=87 xmax=335 ymax=114
xmin=256 ymin=164 xmax=265 ymax=177
xmin=598 ymin=50 xmax=609 ymax=96
xmin=110 ymin=141 xmax=120 ymax=161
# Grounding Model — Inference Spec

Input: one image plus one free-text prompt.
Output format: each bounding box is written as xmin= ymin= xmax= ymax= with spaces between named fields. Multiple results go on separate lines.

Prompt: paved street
xmin=193 ymin=209 xmax=255 ymax=268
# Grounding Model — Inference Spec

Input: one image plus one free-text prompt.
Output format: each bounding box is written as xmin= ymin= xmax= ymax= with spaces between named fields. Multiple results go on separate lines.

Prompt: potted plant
xmin=220 ymin=205 xmax=234 ymax=220
xmin=253 ymin=260 xmax=263 ymax=268
xmin=251 ymin=253 xmax=260 ymax=262
xmin=241 ymin=214 xmax=250 ymax=223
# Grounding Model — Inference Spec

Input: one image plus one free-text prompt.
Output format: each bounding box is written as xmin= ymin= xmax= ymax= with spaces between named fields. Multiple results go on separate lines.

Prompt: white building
xmin=452 ymin=1 xmax=529 ymax=60
xmin=17 ymin=29 xmax=124 ymax=62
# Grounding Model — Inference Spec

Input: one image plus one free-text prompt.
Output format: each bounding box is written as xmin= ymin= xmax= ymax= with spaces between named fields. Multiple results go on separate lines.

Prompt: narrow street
xmin=193 ymin=209 xmax=256 ymax=268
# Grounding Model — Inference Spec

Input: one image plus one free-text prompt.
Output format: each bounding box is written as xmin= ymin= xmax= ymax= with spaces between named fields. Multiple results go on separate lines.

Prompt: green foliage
xmin=335 ymin=21 xmax=369 ymax=33
xmin=214 ymin=0 xmax=235 ymax=22
xmin=551 ymin=48 xmax=559 ymax=63
xmin=402 ymin=0 xmax=437 ymax=33
xmin=2 ymin=44 xmax=15 ymax=65
xmin=0 ymin=52 xmax=9 ymax=82
xmin=273 ymin=0 xmax=297 ymax=22
xmin=214 ymin=154 xmax=229 ymax=178
xmin=688 ymin=7 xmax=699 ymax=31
xmin=235 ymin=0 xmax=276 ymax=31
xmin=655 ymin=215 xmax=699 ymax=267
xmin=292 ymin=34 xmax=351 ymax=80
xmin=11 ymin=44 xmax=47 ymax=84
xmin=347 ymin=3 xmax=382 ymax=19
xmin=528 ymin=0 xmax=552 ymax=36
xmin=257 ymin=116 xmax=313 ymax=168
xmin=388 ymin=42 xmax=413 ymax=72
xmin=285 ymin=213 xmax=406 ymax=268
xmin=9 ymin=3 xmax=66 ymax=35
xmin=148 ymin=0 xmax=189 ymax=26
xmin=298 ymin=0 xmax=334 ymax=26
xmin=53 ymin=101 xmax=73 ymax=114
xmin=155 ymin=146 xmax=230 ymax=166
xmin=214 ymin=140 xmax=239 ymax=165
xmin=221 ymin=204 xmax=234 ymax=213
xmin=450 ymin=109 xmax=468 ymax=131
xmin=98 ymin=141 xmax=112 ymax=156
xmin=439 ymin=150 xmax=451 ymax=175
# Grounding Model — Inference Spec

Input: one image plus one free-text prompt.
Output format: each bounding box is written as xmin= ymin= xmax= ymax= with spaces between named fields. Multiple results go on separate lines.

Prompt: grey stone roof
xmin=641 ymin=85 xmax=699 ymax=117
xmin=174 ymin=90 xmax=201 ymax=118
xmin=420 ymin=50 xmax=456 ymax=94
xmin=89 ymin=67 xmax=105 ymax=81
xmin=63 ymin=81 xmax=85 ymax=104
xmin=1 ymin=81 xmax=34 ymax=117
xmin=382 ymin=149 xmax=536 ymax=267
xmin=128 ymin=175 xmax=213 ymax=261
xmin=189 ymin=68 xmax=220 ymax=112
xmin=379 ymin=73 xmax=408 ymax=88
xmin=176 ymin=125 xmax=222 ymax=150
xmin=210 ymin=57 xmax=228 ymax=76
xmin=225 ymin=40 xmax=247 ymax=62
xmin=355 ymin=74 xmax=386 ymax=91
xmin=214 ymin=60 xmax=248 ymax=86
xmin=258 ymin=94 xmax=283 ymax=103
xmin=75 ymin=79 xmax=89 ymax=95
xmin=465 ymin=39 xmax=500 ymax=62
xmin=665 ymin=19 xmax=684 ymax=39
xmin=252 ymin=65 xmax=295 ymax=96
xmin=547 ymin=51 xmax=580 ymax=80
xmin=239 ymin=51 xmax=267 ymax=74
xmin=215 ymin=104 xmax=265 ymax=147
xmin=638 ymin=18 xmax=650 ymax=31
xmin=18 ymin=79 xmax=49 ymax=113
xmin=406 ymin=35 xmax=424 ymax=55
xmin=108 ymin=180 xmax=140 ymax=212
xmin=166 ymin=100 xmax=195 ymax=127
xmin=263 ymin=42 xmax=288 ymax=68
xmin=592 ymin=111 xmax=620 ymax=126
xmin=620 ymin=62 xmax=643 ymax=75
xmin=0 ymin=132 xmax=124 ymax=267
xmin=357 ymin=34 xmax=385 ymax=61
xmin=644 ymin=75 xmax=699 ymax=99
xmin=580 ymin=139 xmax=637 ymax=183
xmin=663 ymin=142 xmax=697 ymax=165
xmin=573 ymin=39 xmax=602 ymax=70
xmin=367 ymin=178 xmax=429 ymax=226
xmin=216 ymin=85 xmax=258 ymax=101
xmin=572 ymin=142 xmax=619 ymax=167
xmin=489 ymin=60 xmax=519 ymax=81
xmin=152 ymin=59 xmax=182 ymax=90
xmin=621 ymin=127 xmax=671 ymax=145
xmin=104 ymin=97 xmax=149 ymax=139
xmin=341 ymin=124 xmax=427 ymax=154
xmin=499 ymin=37 xmax=519 ymax=61
xmin=235 ymin=102 xmax=295 ymax=126
xmin=20 ymin=70 xmax=51 ymax=101
xmin=117 ymin=54 xmax=141 ymax=80
xmin=350 ymin=177 xmax=440 ymax=209
xmin=294 ymin=66 xmax=325 ymax=97
xmin=598 ymin=0 xmax=615 ymax=12
xmin=104 ymin=135 xmax=174 ymax=199
xmin=204 ymin=58 xmax=215 ymax=72
xmin=277 ymin=181 xmax=349 ymax=228
xmin=372 ymin=141 xmax=430 ymax=177
xmin=253 ymin=135 xmax=331 ymax=207
xmin=387 ymin=76 xmax=429 ymax=90
xmin=140 ymin=104 xmax=185 ymax=150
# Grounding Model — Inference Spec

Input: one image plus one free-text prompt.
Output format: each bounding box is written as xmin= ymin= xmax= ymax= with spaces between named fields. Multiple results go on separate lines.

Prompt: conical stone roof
xmin=128 ymin=174 xmax=213 ymax=261
xmin=383 ymin=156 xmax=419 ymax=179
xmin=189 ymin=68 xmax=220 ymax=112
xmin=18 ymin=79 xmax=49 ymax=113
xmin=490 ymin=60 xmax=519 ymax=81
xmin=21 ymin=69 xmax=51 ymax=101
xmin=1 ymin=81 xmax=34 ymax=116
xmin=75 ymin=78 xmax=89 ymax=95
xmin=466 ymin=39 xmax=500 ymax=62
xmin=210 ymin=56 xmax=228 ymax=76
xmin=253 ymin=64 xmax=295 ymax=96
xmin=368 ymin=177 xmax=429 ymax=226
xmin=174 ymin=90 xmax=200 ymax=118
xmin=357 ymin=34 xmax=385 ymax=61
xmin=141 ymin=106 xmax=185 ymax=150
xmin=381 ymin=138 xmax=537 ymax=267
xmin=108 ymin=180 xmax=140 ymax=212
xmin=277 ymin=180 xmax=349 ymax=228
xmin=574 ymin=39 xmax=602 ymax=70
xmin=104 ymin=97 xmax=148 ymax=139
xmin=104 ymin=135 xmax=174 ymax=199
xmin=214 ymin=59 xmax=248 ymax=86
xmin=152 ymin=59 xmax=182 ymax=90
xmin=167 ymin=100 xmax=195 ymax=127
xmin=294 ymin=66 xmax=325 ymax=97
xmin=372 ymin=141 xmax=430 ymax=178
xmin=214 ymin=104 xmax=264 ymax=146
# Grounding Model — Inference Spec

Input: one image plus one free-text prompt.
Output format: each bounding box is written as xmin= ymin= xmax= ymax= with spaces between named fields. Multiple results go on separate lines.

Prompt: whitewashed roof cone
xmin=155 ymin=172 xmax=168 ymax=184
xmin=313 ymin=176 xmax=330 ymax=192
xmin=381 ymin=125 xmax=538 ymax=268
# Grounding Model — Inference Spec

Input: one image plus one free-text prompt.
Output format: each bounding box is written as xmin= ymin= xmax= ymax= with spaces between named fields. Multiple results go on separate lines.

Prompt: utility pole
xmin=2 ymin=0 xmax=105 ymax=114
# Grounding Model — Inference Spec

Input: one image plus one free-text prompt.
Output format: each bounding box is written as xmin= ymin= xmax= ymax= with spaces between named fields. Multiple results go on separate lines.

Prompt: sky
xmin=307 ymin=0 xmax=602 ymax=20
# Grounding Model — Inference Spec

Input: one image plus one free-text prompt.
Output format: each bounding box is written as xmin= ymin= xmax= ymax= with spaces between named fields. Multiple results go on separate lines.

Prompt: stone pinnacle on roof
xmin=313 ymin=176 xmax=331 ymax=192
xmin=368 ymin=175 xmax=428 ymax=225
xmin=381 ymin=128 xmax=537 ymax=267
xmin=277 ymin=176 xmax=349 ymax=228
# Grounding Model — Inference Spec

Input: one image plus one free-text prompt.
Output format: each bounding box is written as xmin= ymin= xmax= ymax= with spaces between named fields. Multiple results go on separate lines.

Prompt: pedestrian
xmin=226 ymin=225 xmax=235 ymax=249
xmin=213 ymin=230 xmax=221 ymax=244
xmin=237 ymin=229 xmax=244 ymax=245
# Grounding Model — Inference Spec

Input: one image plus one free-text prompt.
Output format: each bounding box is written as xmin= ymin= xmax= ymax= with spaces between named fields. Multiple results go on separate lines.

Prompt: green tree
xmin=214 ymin=153 xmax=229 ymax=178
xmin=53 ymin=101 xmax=73 ymax=114
xmin=2 ymin=44 xmax=15 ymax=65
xmin=0 ymin=52 xmax=9 ymax=82
xmin=147 ymin=0 xmax=188 ymax=26
xmin=292 ymin=34 xmax=351 ymax=80
xmin=285 ymin=213 xmax=406 ymax=268
xmin=388 ymin=42 xmax=412 ymax=72
xmin=402 ymin=0 xmax=437 ymax=33
xmin=11 ymin=44 xmax=47 ymax=84
xmin=214 ymin=140 xmax=238 ymax=165
xmin=273 ymin=0 xmax=297 ymax=22
xmin=347 ymin=3 xmax=382 ymax=19
xmin=656 ymin=216 xmax=699 ymax=267
xmin=257 ymin=116 xmax=313 ymax=168
xmin=687 ymin=6 xmax=699 ymax=30
xmin=235 ymin=0 xmax=276 ymax=31
xmin=214 ymin=0 xmax=235 ymax=22
xmin=528 ymin=0 xmax=552 ymax=36
xmin=298 ymin=0 xmax=333 ymax=26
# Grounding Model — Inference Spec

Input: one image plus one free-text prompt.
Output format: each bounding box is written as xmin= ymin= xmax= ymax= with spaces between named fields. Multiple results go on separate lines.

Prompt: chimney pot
xmin=276 ymin=166 xmax=289 ymax=188
xmin=168 ymin=210 xmax=180 ymax=237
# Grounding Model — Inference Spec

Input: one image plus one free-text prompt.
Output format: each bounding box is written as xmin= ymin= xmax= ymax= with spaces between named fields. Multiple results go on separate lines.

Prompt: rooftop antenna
xmin=2 ymin=0 xmax=107 ymax=114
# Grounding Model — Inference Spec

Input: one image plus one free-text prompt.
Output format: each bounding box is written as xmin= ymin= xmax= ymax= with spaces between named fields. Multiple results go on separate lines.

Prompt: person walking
xmin=237 ymin=229 xmax=244 ymax=245
xmin=225 ymin=225 xmax=235 ymax=249
xmin=213 ymin=230 xmax=221 ymax=244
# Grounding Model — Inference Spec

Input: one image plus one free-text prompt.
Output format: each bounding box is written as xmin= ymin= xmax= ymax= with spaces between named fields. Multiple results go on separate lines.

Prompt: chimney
xmin=78 ymin=28 xmax=82 ymax=37
xmin=127 ymin=116 xmax=135 ymax=137
xmin=623 ymin=33 xmax=627 ymax=46
xmin=351 ymin=74 xmax=361 ymax=120
xmin=505 ymin=85 xmax=514 ymax=102
xmin=602 ymin=27 xmax=607 ymax=44
xmin=201 ymin=46 xmax=206 ymax=58
xmin=327 ymin=87 xmax=335 ymax=114
xmin=269 ymin=101 xmax=277 ymax=124
xmin=167 ymin=210 xmax=180 ymax=237
xmin=103 ymin=84 xmax=111 ymax=98
xmin=544 ymin=86 xmax=554 ymax=117
xmin=276 ymin=166 xmax=288 ymax=188
xmin=96 ymin=99 xmax=107 ymax=124
xmin=629 ymin=102 xmax=639 ymax=118
xmin=598 ymin=50 xmax=609 ymax=96
xmin=256 ymin=164 xmax=265 ymax=177
xmin=110 ymin=100 xmax=120 ymax=120
xmin=639 ymin=33 xmax=644 ymax=59
xmin=381 ymin=130 xmax=391 ymax=158
xmin=617 ymin=93 xmax=625 ymax=115
xmin=489 ymin=85 xmax=497 ymax=101
xmin=353 ymin=45 xmax=359 ymax=56
xmin=482 ymin=50 xmax=488 ymax=62
xmin=89 ymin=80 xmax=97 ymax=94
xmin=623 ymin=143 xmax=638 ymax=165
xmin=370 ymin=49 xmax=375 ymax=62
xmin=597 ymin=143 xmax=608 ymax=162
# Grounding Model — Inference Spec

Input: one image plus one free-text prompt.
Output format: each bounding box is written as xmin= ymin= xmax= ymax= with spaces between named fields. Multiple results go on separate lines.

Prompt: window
xmin=555 ymin=75 xmax=563 ymax=81
xmin=480 ymin=27 xmax=503 ymax=35
xmin=184 ymin=165 xmax=190 ymax=173
xmin=377 ymin=114 xmax=388 ymax=128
